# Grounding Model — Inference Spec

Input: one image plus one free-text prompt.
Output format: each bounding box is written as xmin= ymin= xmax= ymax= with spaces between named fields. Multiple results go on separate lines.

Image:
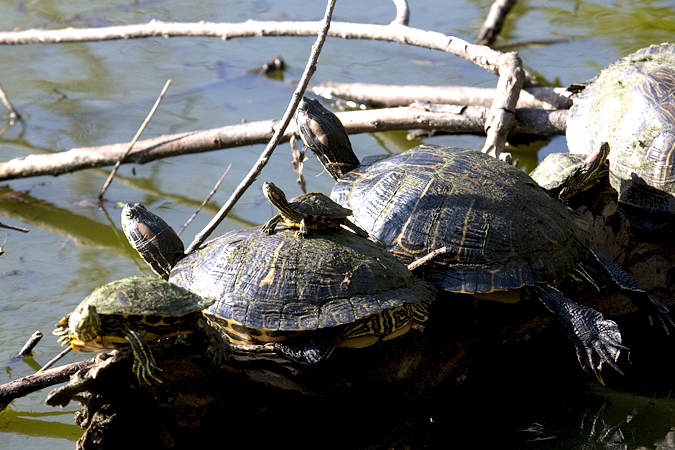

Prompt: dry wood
xmin=0 ymin=107 xmax=568 ymax=181
xmin=0 ymin=16 xmax=531 ymax=159
xmin=314 ymin=82 xmax=572 ymax=110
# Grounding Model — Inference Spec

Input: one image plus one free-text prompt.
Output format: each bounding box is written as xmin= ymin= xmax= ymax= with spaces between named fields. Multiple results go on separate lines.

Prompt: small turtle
xmin=53 ymin=276 xmax=229 ymax=384
xmin=121 ymin=205 xmax=433 ymax=365
xmin=261 ymin=181 xmax=367 ymax=237
xmin=530 ymin=142 xmax=610 ymax=202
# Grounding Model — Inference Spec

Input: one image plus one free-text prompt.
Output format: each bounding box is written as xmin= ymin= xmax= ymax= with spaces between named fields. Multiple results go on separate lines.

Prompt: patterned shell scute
xmin=168 ymin=227 xmax=433 ymax=331
xmin=81 ymin=276 xmax=214 ymax=317
xmin=331 ymin=145 xmax=591 ymax=294
xmin=566 ymin=43 xmax=675 ymax=212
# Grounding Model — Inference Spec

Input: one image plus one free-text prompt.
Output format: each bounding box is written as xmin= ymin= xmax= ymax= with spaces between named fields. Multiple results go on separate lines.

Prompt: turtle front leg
xmin=261 ymin=215 xmax=282 ymax=235
xmin=529 ymin=285 xmax=627 ymax=383
xmin=111 ymin=319 xmax=163 ymax=384
xmin=195 ymin=315 xmax=232 ymax=367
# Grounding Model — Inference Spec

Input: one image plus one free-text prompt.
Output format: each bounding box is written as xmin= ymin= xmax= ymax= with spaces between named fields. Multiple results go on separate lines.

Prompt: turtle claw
xmin=532 ymin=285 xmax=627 ymax=379
xmin=577 ymin=321 xmax=627 ymax=383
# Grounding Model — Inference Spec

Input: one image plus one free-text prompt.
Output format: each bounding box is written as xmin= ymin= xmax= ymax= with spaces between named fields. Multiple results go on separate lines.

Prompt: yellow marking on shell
xmin=451 ymin=198 xmax=475 ymax=262
xmin=391 ymin=178 xmax=436 ymax=256
xmin=259 ymin=240 xmax=286 ymax=286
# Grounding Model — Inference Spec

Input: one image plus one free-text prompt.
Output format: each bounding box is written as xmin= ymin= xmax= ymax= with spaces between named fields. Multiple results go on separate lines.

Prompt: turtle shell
xmin=289 ymin=192 xmax=352 ymax=219
xmin=79 ymin=276 xmax=214 ymax=317
xmin=530 ymin=153 xmax=589 ymax=192
xmin=168 ymin=227 xmax=434 ymax=339
xmin=330 ymin=145 xmax=592 ymax=294
xmin=56 ymin=276 xmax=215 ymax=350
xmin=566 ymin=43 xmax=675 ymax=213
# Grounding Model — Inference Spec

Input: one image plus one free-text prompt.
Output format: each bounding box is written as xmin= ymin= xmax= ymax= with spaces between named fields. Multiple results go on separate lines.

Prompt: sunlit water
xmin=1 ymin=0 xmax=675 ymax=448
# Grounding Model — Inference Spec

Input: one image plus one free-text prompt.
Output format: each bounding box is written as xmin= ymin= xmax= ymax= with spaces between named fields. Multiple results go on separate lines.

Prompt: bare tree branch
xmin=0 ymin=107 xmax=567 ymax=181
xmin=314 ymin=82 xmax=571 ymax=109
xmin=476 ymin=0 xmax=518 ymax=46
xmin=0 ymin=18 xmax=529 ymax=161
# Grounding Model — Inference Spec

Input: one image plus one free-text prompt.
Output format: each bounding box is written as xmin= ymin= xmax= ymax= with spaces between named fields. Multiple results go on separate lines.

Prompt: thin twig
xmin=0 ymin=221 xmax=29 ymax=232
xmin=184 ymin=0 xmax=337 ymax=253
xmin=177 ymin=163 xmax=232 ymax=237
xmin=407 ymin=246 xmax=449 ymax=272
xmin=290 ymin=135 xmax=307 ymax=193
xmin=0 ymin=83 xmax=20 ymax=122
xmin=37 ymin=347 xmax=73 ymax=373
xmin=97 ymin=79 xmax=172 ymax=200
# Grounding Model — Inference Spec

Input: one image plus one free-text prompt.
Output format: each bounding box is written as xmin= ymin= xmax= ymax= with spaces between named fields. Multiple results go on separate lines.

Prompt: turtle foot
xmin=532 ymin=285 xmax=627 ymax=381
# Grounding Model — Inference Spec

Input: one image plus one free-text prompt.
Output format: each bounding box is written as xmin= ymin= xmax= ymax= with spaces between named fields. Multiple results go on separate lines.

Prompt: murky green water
xmin=1 ymin=0 xmax=675 ymax=448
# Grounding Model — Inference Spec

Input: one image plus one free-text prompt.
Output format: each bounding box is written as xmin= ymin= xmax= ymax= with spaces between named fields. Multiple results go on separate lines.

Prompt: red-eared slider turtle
xmin=53 ymin=276 xmax=229 ymax=384
xmin=122 ymin=203 xmax=433 ymax=365
xmin=566 ymin=43 xmax=675 ymax=226
xmin=295 ymin=97 xmax=636 ymax=379
xmin=261 ymin=181 xmax=367 ymax=237
xmin=530 ymin=142 xmax=610 ymax=202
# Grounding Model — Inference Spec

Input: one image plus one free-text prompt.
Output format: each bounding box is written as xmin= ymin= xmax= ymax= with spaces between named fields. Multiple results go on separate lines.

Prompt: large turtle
xmin=566 ymin=43 xmax=675 ymax=226
xmin=294 ymin=97 xmax=654 ymax=380
xmin=121 ymin=201 xmax=434 ymax=365
xmin=53 ymin=276 xmax=229 ymax=384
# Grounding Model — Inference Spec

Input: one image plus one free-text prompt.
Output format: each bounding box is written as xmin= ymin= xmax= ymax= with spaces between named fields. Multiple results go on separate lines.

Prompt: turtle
xmin=261 ymin=181 xmax=367 ymax=237
xmin=121 ymin=203 xmax=434 ymax=365
xmin=530 ymin=141 xmax=610 ymax=202
xmin=53 ymin=276 xmax=230 ymax=384
xmin=566 ymin=43 xmax=675 ymax=227
xmin=293 ymin=97 xmax=671 ymax=379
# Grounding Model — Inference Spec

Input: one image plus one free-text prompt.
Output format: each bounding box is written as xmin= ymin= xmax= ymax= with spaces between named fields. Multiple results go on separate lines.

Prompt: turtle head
xmin=121 ymin=203 xmax=185 ymax=280
xmin=295 ymin=97 xmax=359 ymax=181
xmin=69 ymin=304 xmax=102 ymax=345
xmin=263 ymin=182 xmax=302 ymax=222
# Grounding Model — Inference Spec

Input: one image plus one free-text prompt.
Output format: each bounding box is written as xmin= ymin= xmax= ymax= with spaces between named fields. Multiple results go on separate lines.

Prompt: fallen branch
xmin=0 ymin=18 xmax=530 ymax=159
xmin=0 ymin=107 xmax=568 ymax=181
xmin=0 ymin=357 xmax=95 ymax=411
xmin=314 ymin=82 xmax=571 ymax=110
